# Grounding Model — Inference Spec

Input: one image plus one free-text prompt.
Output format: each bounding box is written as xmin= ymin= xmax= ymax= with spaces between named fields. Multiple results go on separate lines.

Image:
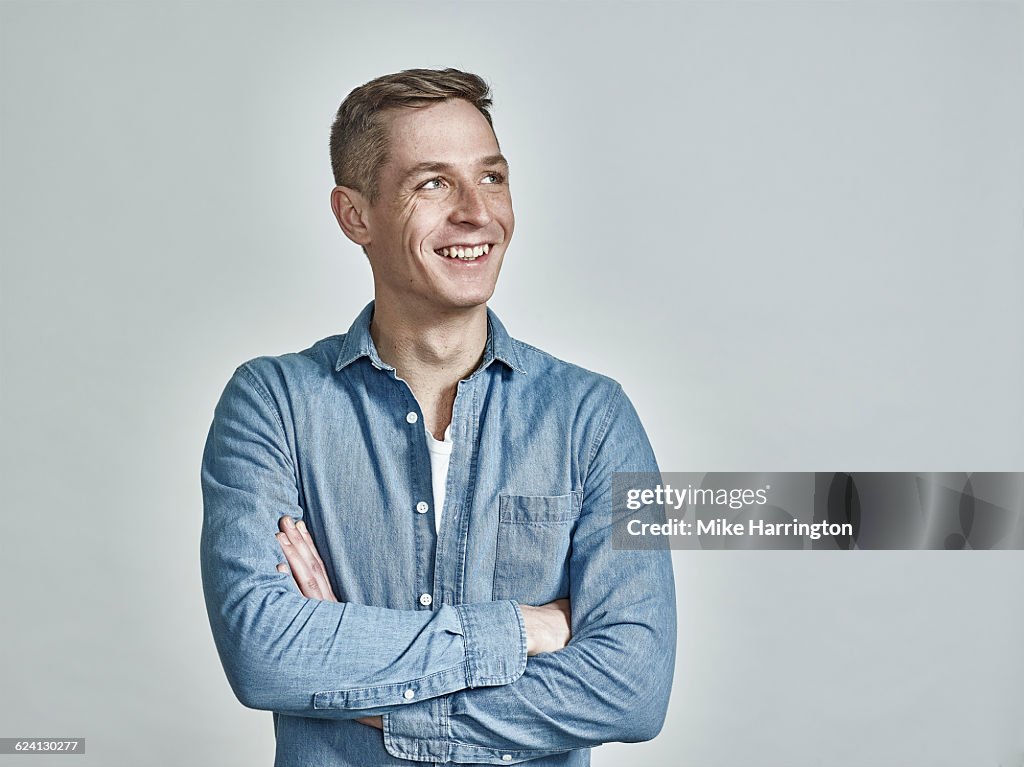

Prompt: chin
xmin=446 ymin=295 xmax=493 ymax=310
xmin=433 ymin=278 xmax=499 ymax=309
xmin=438 ymin=286 xmax=496 ymax=310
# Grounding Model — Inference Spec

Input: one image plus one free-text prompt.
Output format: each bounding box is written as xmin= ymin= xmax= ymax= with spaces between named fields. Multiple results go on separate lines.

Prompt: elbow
xmin=230 ymin=670 xmax=273 ymax=712
xmin=227 ymin=656 xmax=306 ymax=713
xmin=235 ymin=687 xmax=284 ymax=713
xmin=221 ymin=648 xmax=276 ymax=711
xmin=203 ymin=577 xmax=303 ymax=712
xmin=233 ymin=686 xmax=262 ymax=711
xmin=208 ymin=619 xmax=289 ymax=712
xmin=215 ymin=624 xmax=321 ymax=714
xmin=621 ymin=704 xmax=668 ymax=743
xmin=616 ymin=637 xmax=675 ymax=743
xmin=613 ymin=687 xmax=670 ymax=743
xmin=218 ymin=632 xmax=305 ymax=712
xmin=592 ymin=671 xmax=673 ymax=744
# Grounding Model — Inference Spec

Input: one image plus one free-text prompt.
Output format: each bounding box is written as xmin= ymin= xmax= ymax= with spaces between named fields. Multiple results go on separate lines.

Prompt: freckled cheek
xmin=491 ymin=197 xmax=515 ymax=235
xmin=486 ymin=187 xmax=513 ymax=212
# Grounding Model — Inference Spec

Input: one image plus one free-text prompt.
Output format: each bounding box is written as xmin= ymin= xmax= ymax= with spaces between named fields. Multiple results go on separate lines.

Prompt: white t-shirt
xmin=424 ymin=423 xmax=453 ymax=535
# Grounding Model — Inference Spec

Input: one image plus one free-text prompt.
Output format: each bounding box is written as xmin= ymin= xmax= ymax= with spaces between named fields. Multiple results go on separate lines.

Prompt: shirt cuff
xmin=385 ymin=696 xmax=564 ymax=766
xmin=454 ymin=599 xmax=528 ymax=687
xmin=382 ymin=695 xmax=448 ymax=763
xmin=382 ymin=600 xmax=526 ymax=763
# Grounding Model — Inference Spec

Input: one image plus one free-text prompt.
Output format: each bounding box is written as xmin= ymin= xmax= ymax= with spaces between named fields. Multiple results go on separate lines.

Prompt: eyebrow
xmin=399 ymin=154 xmax=509 ymax=185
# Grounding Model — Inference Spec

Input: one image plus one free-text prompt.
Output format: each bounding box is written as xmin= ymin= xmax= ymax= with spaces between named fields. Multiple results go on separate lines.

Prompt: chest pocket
xmin=491 ymin=491 xmax=582 ymax=605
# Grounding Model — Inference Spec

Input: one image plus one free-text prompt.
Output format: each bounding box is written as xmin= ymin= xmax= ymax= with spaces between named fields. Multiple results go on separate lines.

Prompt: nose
xmin=450 ymin=183 xmax=492 ymax=228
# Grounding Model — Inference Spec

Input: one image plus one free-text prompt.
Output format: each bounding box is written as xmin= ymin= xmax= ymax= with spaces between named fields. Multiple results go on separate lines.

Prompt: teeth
xmin=436 ymin=244 xmax=493 ymax=260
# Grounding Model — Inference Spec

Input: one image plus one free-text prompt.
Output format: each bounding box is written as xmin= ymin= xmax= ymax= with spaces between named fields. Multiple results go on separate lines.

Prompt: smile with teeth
xmin=434 ymin=243 xmax=492 ymax=260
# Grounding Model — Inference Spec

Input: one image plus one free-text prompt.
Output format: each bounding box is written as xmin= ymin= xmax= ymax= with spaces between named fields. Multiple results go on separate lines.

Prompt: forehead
xmin=384 ymin=99 xmax=500 ymax=170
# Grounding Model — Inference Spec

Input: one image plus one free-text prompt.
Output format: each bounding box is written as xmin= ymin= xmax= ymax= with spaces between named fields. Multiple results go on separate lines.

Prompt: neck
xmin=369 ymin=295 xmax=488 ymax=438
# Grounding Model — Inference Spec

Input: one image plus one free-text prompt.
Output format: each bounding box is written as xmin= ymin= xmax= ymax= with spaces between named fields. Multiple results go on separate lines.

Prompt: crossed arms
xmin=200 ymin=365 xmax=676 ymax=764
xmin=273 ymin=514 xmax=572 ymax=730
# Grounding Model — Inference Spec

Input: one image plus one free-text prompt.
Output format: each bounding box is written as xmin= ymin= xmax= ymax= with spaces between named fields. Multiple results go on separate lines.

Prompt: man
xmin=200 ymin=67 xmax=676 ymax=766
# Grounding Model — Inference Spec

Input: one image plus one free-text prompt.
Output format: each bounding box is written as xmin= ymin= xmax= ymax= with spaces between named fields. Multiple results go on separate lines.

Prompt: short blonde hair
xmin=329 ymin=68 xmax=496 ymax=203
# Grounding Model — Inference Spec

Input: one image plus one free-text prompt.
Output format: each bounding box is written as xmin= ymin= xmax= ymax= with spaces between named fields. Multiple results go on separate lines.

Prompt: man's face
xmin=361 ymin=98 xmax=514 ymax=313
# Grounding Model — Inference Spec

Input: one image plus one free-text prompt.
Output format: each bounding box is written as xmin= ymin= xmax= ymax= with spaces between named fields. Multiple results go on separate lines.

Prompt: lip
xmin=435 ymin=242 xmax=491 ymax=251
xmin=434 ymin=248 xmax=491 ymax=266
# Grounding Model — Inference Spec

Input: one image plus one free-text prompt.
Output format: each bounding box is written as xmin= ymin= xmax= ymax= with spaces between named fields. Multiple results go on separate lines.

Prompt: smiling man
xmin=200 ymin=68 xmax=676 ymax=767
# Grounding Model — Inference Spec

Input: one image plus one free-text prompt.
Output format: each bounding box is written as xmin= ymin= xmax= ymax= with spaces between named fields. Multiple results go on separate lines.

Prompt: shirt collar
xmin=334 ymin=300 xmax=527 ymax=375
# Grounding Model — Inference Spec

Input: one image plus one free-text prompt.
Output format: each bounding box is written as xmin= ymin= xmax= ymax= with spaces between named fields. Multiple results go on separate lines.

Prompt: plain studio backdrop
xmin=2 ymin=2 xmax=1023 ymax=765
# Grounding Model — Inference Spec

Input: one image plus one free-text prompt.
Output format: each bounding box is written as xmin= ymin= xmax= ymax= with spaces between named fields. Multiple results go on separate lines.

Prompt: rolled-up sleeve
xmin=383 ymin=384 xmax=677 ymax=763
xmin=200 ymin=364 xmax=527 ymax=717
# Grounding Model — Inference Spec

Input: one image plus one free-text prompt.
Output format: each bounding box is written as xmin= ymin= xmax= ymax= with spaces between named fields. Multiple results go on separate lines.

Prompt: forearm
xmin=201 ymin=568 xmax=526 ymax=716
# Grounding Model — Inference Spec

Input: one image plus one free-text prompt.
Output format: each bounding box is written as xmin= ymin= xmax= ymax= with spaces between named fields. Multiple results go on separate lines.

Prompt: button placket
xmin=400 ymin=388 xmax=435 ymax=616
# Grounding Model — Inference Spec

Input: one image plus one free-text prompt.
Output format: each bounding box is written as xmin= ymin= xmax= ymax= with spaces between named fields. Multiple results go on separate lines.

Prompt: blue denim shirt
xmin=200 ymin=301 xmax=676 ymax=766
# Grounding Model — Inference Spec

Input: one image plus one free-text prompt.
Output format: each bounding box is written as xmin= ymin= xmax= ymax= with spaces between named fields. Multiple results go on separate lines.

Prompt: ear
xmin=331 ymin=186 xmax=372 ymax=246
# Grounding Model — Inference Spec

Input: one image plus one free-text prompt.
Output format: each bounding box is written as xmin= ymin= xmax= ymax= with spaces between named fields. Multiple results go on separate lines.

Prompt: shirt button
xmin=501 ymin=756 xmax=512 ymax=762
xmin=403 ymin=689 xmax=415 ymax=700
xmin=416 ymin=501 xmax=429 ymax=514
xmin=419 ymin=593 xmax=433 ymax=606
xmin=406 ymin=411 xmax=418 ymax=424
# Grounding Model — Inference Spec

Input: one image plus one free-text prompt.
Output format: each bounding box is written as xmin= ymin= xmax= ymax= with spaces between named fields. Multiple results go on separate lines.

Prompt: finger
xmin=276 ymin=563 xmax=289 ymax=574
xmin=279 ymin=515 xmax=307 ymax=551
xmin=296 ymin=521 xmax=339 ymax=601
xmin=279 ymin=532 xmax=323 ymax=599
xmin=275 ymin=532 xmax=306 ymax=585
xmin=278 ymin=516 xmax=337 ymax=601
xmin=279 ymin=516 xmax=331 ymax=597
xmin=276 ymin=531 xmax=324 ymax=599
xmin=296 ymin=520 xmax=327 ymax=570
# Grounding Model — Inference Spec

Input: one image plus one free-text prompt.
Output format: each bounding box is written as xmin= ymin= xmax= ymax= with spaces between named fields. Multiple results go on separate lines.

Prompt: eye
xmin=482 ymin=172 xmax=506 ymax=184
xmin=419 ymin=177 xmax=446 ymax=190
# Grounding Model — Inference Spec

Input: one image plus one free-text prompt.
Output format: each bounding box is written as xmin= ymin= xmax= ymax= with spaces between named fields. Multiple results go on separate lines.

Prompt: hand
xmin=275 ymin=519 xmax=382 ymax=728
xmin=520 ymin=598 xmax=571 ymax=655
xmin=275 ymin=516 xmax=338 ymax=602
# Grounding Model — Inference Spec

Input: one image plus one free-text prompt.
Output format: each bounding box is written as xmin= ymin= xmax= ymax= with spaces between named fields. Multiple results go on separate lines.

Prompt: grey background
xmin=1 ymin=1 xmax=1022 ymax=765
